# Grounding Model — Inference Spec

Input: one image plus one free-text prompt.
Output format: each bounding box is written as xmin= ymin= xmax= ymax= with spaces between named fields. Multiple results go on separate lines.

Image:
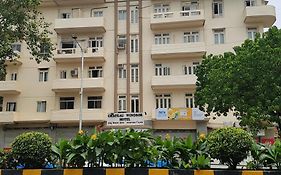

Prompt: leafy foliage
xmin=207 ymin=127 xmax=253 ymax=169
xmin=0 ymin=0 xmax=54 ymax=77
xmin=11 ymin=131 xmax=52 ymax=168
xmin=0 ymin=149 xmax=17 ymax=169
xmin=195 ymin=26 xmax=281 ymax=135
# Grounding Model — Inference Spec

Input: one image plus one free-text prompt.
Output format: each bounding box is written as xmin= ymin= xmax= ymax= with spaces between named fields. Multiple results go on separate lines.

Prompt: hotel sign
xmin=155 ymin=108 xmax=205 ymax=121
xmin=107 ymin=113 xmax=144 ymax=126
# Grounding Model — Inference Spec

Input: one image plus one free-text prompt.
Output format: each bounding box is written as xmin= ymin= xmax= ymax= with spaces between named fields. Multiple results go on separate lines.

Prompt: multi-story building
xmin=0 ymin=0 xmax=276 ymax=147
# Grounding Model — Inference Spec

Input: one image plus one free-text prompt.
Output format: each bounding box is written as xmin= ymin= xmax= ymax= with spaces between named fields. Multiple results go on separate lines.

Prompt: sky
xmin=268 ymin=0 xmax=281 ymax=28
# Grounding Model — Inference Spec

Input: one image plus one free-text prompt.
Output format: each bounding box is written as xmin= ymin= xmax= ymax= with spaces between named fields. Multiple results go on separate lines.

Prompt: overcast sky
xmin=268 ymin=0 xmax=281 ymax=28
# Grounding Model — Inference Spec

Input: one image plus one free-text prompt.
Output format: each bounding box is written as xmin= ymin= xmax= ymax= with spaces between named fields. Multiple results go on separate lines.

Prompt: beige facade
xmin=0 ymin=0 xmax=276 ymax=147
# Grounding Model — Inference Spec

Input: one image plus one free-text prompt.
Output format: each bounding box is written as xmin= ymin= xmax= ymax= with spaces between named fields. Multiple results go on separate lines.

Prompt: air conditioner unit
xmin=117 ymin=39 xmax=126 ymax=50
xmin=92 ymin=48 xmax=98 ymax=53
xmin=70 ymin=68 xmax=78 ymax=77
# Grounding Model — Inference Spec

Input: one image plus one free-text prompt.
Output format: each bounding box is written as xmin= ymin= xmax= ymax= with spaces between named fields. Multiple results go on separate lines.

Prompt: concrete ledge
xmin=1 ymin=168 xmax=281 ymax=175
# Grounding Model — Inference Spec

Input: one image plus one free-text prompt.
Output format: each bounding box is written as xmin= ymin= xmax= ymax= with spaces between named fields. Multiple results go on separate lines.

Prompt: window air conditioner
xmin=70 ymin=69 xmax=78 ymax=77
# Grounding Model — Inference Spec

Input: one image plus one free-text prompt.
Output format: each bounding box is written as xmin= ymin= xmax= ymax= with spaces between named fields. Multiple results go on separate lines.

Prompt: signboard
xmin=107 ymin=113 xmax=144 ymax=126
xmin=156 ymin=108 xmax=205 ymax=121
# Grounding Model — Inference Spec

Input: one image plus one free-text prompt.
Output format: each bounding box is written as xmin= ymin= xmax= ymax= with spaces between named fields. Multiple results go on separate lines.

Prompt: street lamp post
xmin=72 ymin=35 xmax=84 ymax=131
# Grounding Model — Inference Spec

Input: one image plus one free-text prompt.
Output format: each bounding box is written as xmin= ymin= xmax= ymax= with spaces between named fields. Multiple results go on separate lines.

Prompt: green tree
xmin=195 ymin=26 xmax=281 ymax=135
xmin=0 ymin=0 xmax=53 ymax=77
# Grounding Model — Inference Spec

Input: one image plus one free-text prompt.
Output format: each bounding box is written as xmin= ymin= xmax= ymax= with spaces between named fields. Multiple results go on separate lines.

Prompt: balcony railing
xmin=151 ymin=10 xmax=205 ymax=30
xmin=54 ymin=47 xmax=105 ymax=63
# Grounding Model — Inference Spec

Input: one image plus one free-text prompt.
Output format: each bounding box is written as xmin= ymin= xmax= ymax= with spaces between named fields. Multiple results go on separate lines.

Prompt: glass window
xmin=185 ymin=93 xmax=195 ymax=108
xmin=131 ymin=64 xmax=139 ymax=83
xmin=88 ymin=66 xmax=103 ymax=78
xmin=214 ymin=29 xmax=225 ymax=44
xmin=60 ymin=97 xmax=74 ymax=110
xmin=155 ymin=64 xmax=170 ymax=76
xmin=131 ymin=8 xmax=138 ymax=23
xmin=118 ymin=10 xmax=127 ymax=20
xmin=130 ymin=35 xmax=139 ymax=53
xmin=154 ymin=4 xmax=170 ymax=14
xmin=0 ymin=97 xmax=3 ymax=112
xmin=92 ymin=10 xmax=103 ymax=17
xmin=155 ymin=94 xmax=171 ymax=109
xmin=60 ymin=70 xmax=67 ymax=79
xmin=118 ymin=64 xmax=126 ymax=79
xmin=39 ymin=68 xmax=48 ymax=82
xmin=154 ymin=33 xmax=170 ymax=45
xmin=131 ymin=95 xmax=139 ymax=113
xmin=247 ymin=28 xmax=257 ymax=40
xmin=61 ymin=12 xmax=71 ymax=19
xmin=6 ymin=102 xmax=16 ymax=112
xmin=89 ymin=37 xmax=103 ymax=48
xmin=88 ymin=96 xmax=102 ymax=109
xmin=37 ymin=101 xmax=47 ymax=112
xmin=11 ymin=73 xmax=17 ymax=81
xmin=184 ymin=32 xmax=199 ymax=43
xmin=118 ymin=95 xmax=126 ymax=112
xmin=245 ymin=0 xmax=255 ymax=6
xmin=213 ymin=0 xmax=223 ymax=17
xmin=184 ymin=62 xmax=200 ymax=75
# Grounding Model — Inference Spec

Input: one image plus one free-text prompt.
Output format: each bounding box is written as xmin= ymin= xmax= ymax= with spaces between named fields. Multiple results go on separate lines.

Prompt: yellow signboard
xmin=167 ymin=108 xmax=192 ymax=120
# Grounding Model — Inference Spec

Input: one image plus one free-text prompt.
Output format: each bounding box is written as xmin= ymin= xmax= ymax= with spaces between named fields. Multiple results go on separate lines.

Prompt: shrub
xmin=11 ymin=131 xmax=52 ymax=168
xmin=207 ymin=127 xmax=253 ymax=169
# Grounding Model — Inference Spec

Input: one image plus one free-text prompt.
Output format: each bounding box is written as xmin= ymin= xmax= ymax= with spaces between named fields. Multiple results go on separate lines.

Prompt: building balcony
xmin=51 ymin=109 xmax=105 ymax=123
xmin=244 ymin=5 xmax=276 ymax=27
xmin=150 ymin=10 xmax=205 ymax=30
xmin=54 ymin=17 xmax=105 ymax=34
xmin=151 ymin=75 xmax=197 ymax=90
xmin=0 ymin=81 xmax=20 ymax=95
xmin=151 ymin=42 xmax=206 ymax=60
xmin=54 ymin=47 xmax=105 ymax=63
xmin=0 ymin=112 xmax=16 ymax=124
xmin=52 ymin=78 xmax=105 ymax=92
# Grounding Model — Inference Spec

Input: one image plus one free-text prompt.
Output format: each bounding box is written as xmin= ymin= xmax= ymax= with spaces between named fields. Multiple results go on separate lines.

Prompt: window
xmin=131 ymin=95 xmax=139 ymax=113
xmin=118 ymin=95 xmax=126 ymax=112
xmin=40 ymin=44 xmax=50 ymax=56
xmin=60 ymin=97 xmax=74 ymax=110
xmin=184 ymin=62 xmax=200 ymax=75
xmin=88 ymin=96 xmax=102 ymax=109
xmin=131 ymin=35 xmax=139 ymax=53
xmin=118 ymin=10 xmax=127 ymax=20
xmin=212 ymin=0 xmax=223 ymax=17
xmin=185 ymin=93 xmax=195 ymax=108
xmin=61 ymin=12 xmax=71 ymax=19
xmin=131 ymin=8 xmax=138 ymax=23
xmin=60 ymin=70 xmax=67 ymax=79
xmin=214 ymin=29 xmax=225 ymax=44
xmin=11 ymin=43 xmax=21 ymax=53
xmin=92 ymin=10 xmax=103 ymax=17
xmin=88 ymin=66 xmax=103 ymax=78
xmin=89 ymin=37 xmax=103 ymax=49
xmin=245 ymin=0 xmax=255 ymax=6
xmin=131 ymin=64 xmax=139 ymax=83
xmin=247 ymin=28 xmax=257 ymax=40
xmin=184 ymin=32 xmax=199 ymax=43
xmin=155 ymin=64 xmax=170 ymax=76
xmin=118 ymin=64 xmax=126 ymax=79
xmin=37 ymin=101 xmax=47 ymax=112
xmin=155 ymin=94 xmax=171 ymax=109
xmin=154 ymin=33 xmax=170 ymax=45
xmin=6 ymin=102 xmax=16 ymax=112
xmin=154 ymin=4 xmax=170 ymax=13
xmin=182 ymin=1 xmax=199 ymax=11
xmin=39 ymin=68 xmax=48 ymax=82
xmin=11 ymin=73 xmax=17 ymax=81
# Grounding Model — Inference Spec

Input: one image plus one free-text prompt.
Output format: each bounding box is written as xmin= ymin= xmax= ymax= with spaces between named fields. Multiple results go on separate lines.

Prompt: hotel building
xmin=0 ymin=0 xmax=276 ymax=147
